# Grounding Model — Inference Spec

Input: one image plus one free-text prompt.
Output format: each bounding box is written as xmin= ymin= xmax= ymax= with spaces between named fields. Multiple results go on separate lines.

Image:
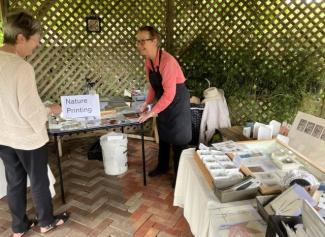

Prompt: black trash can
xmin=87 ymin=139 xmax=103 ymax=161
xmin=189 ymin=103 xmax=205 ymax=146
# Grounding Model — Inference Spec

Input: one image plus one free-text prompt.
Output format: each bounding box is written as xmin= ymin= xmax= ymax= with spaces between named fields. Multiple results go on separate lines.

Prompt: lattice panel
xmin=172 ymin=0 xmax=325 ymax=123
xmin=9 ymin=0 xmax=167 ymax=101
xmin=5 ymin=0 xmax=325 ymax=124
xmin=175 ymin=0 xmax=325 ymax=71
xmin=229 ymin=96 xmax=324 ymax=125
xmin=228 ymin=97 xmax=276 ymax=125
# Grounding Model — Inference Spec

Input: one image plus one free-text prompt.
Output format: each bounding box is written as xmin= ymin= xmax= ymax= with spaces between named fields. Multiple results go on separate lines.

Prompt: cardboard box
xmin=193 ymin=152 xmax=214 ymax=188
xmin=214 ymin=181 xmax=259 ymax=203
xmin=228 ymin=138 xmax=324 ymax=195
xmin=256 ymin=195 xmax=277 ymax=221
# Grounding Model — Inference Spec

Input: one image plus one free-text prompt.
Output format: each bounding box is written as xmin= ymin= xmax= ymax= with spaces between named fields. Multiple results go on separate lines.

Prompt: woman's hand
xmin=139 ymin=102 xmax=148 ymax=113
xmin=305 ymin=184 xmax=319 ymax=196
xmin=138 ymin=111 xmax=156 ymax=123
xmin=48 ymin=103 xmax=61 ymax=116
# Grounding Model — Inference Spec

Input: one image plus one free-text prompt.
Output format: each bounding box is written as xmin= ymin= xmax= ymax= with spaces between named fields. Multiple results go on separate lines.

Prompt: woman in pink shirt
xmin=136 ymin=26 xmax=192 ymax=185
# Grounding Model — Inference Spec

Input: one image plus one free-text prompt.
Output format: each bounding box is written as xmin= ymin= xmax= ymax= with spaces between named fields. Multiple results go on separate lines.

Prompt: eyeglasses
xmin=136 ymin=38 xmax=153 ymax=45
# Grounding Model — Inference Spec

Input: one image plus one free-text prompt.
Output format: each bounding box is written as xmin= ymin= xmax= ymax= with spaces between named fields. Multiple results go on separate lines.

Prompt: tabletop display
xmin=227 ymin=139 xmax=324 ymax=194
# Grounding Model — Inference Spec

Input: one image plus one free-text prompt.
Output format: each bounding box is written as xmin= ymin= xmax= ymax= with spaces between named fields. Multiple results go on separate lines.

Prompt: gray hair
xmin=4 ymin=10 xmax=41 ymax=44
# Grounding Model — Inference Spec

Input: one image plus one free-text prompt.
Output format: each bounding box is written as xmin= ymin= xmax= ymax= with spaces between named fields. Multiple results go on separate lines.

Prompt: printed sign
xmin=61 ymin=94 xmax=100 ymax=119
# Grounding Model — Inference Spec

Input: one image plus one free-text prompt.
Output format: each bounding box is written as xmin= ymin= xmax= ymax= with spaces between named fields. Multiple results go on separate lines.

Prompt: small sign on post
xmin=61 ymin=94 xmax=100 ymax=119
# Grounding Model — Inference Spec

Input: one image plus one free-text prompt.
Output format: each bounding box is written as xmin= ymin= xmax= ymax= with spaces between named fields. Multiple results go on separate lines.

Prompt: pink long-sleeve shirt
xmin=144 ymin=50 xmax=186 ymax=114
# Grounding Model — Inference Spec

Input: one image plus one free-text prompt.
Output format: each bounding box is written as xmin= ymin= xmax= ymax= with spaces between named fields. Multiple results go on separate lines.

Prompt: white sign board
xmin=289 ymin=111 xmax=325 ymax=171
xmin=61 ymin=94 xmax=100 ymax=119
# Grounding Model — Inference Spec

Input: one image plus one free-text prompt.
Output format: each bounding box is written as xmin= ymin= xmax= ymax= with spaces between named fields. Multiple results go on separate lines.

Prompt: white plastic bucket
xmin=100 ymin=132 xmax=128 ymax=175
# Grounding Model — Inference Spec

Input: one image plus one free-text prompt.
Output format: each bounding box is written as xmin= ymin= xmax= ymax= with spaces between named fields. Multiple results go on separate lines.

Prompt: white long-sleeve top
xmin=199 ymin=96 xmax=231 ymax=144
xmin=0 ymin=51 xmax=49 ymax=150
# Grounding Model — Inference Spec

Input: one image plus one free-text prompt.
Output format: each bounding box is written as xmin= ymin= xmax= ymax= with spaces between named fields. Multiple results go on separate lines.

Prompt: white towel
xmin=199 ymin=92 xmax=231 ymax=144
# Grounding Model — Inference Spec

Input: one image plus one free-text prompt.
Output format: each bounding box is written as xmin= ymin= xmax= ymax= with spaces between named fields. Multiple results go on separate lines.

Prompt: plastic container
xmin=100 ymin=132 xmax=128 ymax=175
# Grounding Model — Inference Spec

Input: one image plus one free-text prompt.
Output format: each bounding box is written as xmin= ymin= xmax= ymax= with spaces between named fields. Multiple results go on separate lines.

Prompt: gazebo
xmin=0 ymin=0 xmax=324 ymax=236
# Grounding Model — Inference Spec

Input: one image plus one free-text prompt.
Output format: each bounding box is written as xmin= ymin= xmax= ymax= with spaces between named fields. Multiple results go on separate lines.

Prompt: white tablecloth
xmin=0 ymin=160 xmax=56 ymax=199
xmin=173 ymin=148 xmax=266 ymax=237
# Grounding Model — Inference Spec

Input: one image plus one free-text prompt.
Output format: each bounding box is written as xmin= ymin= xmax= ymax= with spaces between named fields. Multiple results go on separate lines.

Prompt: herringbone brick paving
xmin=0 ymin=137 xmax=193 ymax=237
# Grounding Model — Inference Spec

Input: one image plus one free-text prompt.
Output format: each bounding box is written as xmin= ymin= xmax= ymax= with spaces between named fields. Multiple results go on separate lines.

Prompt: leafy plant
xmin=179 ymin=37 xmax=325 ymax=124
xmin=0 ymin=20 xmax=3 ymax=46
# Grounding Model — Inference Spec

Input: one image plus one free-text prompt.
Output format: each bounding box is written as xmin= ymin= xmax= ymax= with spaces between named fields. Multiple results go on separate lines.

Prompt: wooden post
xmin=0 ymin=0 xmax=8 ymax=22
xmin=165 ymin=0 xmax=174 ymax=52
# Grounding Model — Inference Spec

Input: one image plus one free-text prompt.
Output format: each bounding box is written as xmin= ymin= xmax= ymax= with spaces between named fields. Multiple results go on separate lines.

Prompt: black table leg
xmin=141 ymin=123 xmax=147 ymax=185
xmin=54 ymin=135 xmax=66 ymax=204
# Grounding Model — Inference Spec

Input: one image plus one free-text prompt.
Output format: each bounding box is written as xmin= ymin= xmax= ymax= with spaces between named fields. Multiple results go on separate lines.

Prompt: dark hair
xmin=4 ymin=10 xmax=41 ymax=44
xmin=138 ymin=25 xmax=161 ymax=46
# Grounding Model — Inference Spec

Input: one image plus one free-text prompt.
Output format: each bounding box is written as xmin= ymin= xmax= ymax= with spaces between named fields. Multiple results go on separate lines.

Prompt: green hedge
xmin=179 ymin=37 xmax=325 ymax=123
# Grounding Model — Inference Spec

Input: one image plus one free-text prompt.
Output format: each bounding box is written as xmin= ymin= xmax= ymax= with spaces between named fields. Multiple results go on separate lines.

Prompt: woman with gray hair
xmin=0 ymin=10 xmax=69 ymax=236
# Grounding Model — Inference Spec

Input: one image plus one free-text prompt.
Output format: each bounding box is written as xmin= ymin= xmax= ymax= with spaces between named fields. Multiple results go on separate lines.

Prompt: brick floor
xmin=0 ymin=137 xmax=193 ymax=237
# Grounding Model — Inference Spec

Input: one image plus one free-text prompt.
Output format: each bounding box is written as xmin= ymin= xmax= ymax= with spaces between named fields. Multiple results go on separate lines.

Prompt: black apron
xmin=149 ymin=50 xmax=192 ymax=145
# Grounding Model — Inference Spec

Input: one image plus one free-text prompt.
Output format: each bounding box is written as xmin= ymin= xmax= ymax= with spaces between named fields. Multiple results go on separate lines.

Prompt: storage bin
xmin=100 ymin=132 xmax=128 ymax=175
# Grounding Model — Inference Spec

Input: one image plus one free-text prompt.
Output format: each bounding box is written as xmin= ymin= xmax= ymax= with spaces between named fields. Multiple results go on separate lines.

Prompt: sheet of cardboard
xmin=289 ymin=112 xmax=325 ymax=178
